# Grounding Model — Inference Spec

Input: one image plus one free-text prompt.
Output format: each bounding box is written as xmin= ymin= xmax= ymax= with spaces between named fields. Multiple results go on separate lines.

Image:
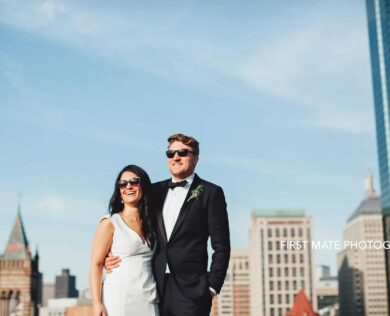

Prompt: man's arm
xmin=104 ymin=253 xmax=121 ymax=272
xmin=207 ymin=186 xmax=231 ymax=293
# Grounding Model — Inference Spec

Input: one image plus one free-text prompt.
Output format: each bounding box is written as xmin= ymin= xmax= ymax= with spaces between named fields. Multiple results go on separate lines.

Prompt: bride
xmin=89 ymin=165 xmax=159 ymax=316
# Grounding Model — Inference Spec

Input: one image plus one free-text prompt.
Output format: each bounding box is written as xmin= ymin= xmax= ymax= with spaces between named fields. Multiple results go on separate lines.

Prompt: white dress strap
xmin=100 ymin=214 xmax=116 ymax=228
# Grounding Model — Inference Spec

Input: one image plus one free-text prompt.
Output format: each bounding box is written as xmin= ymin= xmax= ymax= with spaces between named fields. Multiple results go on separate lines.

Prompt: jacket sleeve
xmin=207 ymin=186 xmax=231 ymax=293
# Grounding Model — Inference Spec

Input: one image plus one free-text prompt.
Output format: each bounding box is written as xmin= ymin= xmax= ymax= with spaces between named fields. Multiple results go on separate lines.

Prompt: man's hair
xmin=167 ymin=133 xmax=200 ymax=155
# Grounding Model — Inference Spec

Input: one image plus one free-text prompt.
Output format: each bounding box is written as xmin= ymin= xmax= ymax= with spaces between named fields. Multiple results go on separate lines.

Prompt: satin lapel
xmin=169 ymin=174 xmax=202 ymax=243
xmin=157 ymin=181 xmax=169 ymax=244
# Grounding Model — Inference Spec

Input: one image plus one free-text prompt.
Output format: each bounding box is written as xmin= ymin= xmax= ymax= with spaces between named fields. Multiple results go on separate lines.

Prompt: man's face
xmin=167 ymin=141 xmax=198 ymax=180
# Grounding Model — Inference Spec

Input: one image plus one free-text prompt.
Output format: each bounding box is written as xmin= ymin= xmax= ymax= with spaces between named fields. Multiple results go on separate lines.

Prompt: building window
xmin=292 ymin=267 xmax=296 ymax=277
xmin=292 ymin=254 xmax=296 ymax=263
xmin=268 ymin=241 xmax=273 ymax=250
xmin=269 ymin=254 xmax=273 ymax=264
xmin=284 ymin=254 xmax=288 ymax=263
xmin=283 ymin=228 xmax=287 ymax=237
xmin=300 ymin=267 xmax=304 ymax=277
xmin=276 ymin=254 xmax=280 ymax=264
xmin=269 ymin=268 xmax=273 ymax=277
xmin=270 ymin=281 xmax=274 ymax=291
xmin=285 ymin=267 xmax=289 ymax=277
xmin=299 ymin=228 xmax=303 ymax=237
xmin=277 ymin=281 xmax=281 ymax=291
xmin=299 ymin=254 xmax=304 ymax=263
xmin=276 ymin=228 xmax=280 ymax=237
xmin=291 ymin=228 xmax=295 ymax=237
xmin=270 ymin=295 xmax=274 ymax=304
xmin=268 ymin=228 xmax=272 ymax=237
xmin=277 ymin=267 xmax=281 ymax=277
xmin=285 ymin=281 xmax=289 ymax=290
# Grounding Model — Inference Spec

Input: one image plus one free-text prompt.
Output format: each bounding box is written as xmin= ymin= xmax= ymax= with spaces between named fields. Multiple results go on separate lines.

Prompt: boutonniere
xmin=187 ymin=184 xmax=203 ymax=202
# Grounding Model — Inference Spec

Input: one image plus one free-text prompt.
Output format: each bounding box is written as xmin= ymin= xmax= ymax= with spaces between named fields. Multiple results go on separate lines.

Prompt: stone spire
xmin=365 ymin=170 xmax=376 ymax=197
xmin=4 ymin=206 xmax=30 ymax=259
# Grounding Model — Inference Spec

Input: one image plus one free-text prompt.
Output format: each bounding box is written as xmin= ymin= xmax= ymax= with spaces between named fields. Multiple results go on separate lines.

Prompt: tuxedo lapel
xmin=168 ymin=174 xmax=202 ymax=243
xmin=157 ymin=181 xmax=169 ymax=244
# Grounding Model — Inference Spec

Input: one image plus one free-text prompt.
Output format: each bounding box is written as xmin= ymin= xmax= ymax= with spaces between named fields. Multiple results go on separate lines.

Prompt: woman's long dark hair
xmin=108 ymin=164 xmax=155 ymax=249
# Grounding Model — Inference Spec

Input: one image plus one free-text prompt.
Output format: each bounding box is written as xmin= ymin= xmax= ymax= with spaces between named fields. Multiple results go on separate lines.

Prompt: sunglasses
xmin=117 ymin=178 xmax=140 ymax=188
xmin=166 ymin=149 xmax=196 ymax=159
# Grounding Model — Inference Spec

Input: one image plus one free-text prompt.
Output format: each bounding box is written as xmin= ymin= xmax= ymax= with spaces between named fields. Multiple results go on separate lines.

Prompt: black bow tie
xmin=168 ymin=180 xmax=188 ymax=189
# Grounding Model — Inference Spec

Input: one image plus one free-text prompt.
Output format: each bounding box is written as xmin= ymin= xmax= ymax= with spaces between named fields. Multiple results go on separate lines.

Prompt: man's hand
xmin=104 ymin=251 xmax=121 ymax=273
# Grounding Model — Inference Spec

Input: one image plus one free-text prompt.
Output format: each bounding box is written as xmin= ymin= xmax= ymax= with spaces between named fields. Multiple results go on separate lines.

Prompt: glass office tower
xmin=366 ymin=0 xmax=390 ymax=304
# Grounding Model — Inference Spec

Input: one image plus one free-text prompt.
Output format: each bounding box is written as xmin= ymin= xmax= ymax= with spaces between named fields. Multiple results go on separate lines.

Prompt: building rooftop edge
xmin=252 ymin=209 xmax=306 ymax=217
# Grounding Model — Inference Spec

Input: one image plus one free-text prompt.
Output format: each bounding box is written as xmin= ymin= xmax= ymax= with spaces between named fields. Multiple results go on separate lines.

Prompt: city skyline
xmin=0 ymin=0 xmax=377 ymax=290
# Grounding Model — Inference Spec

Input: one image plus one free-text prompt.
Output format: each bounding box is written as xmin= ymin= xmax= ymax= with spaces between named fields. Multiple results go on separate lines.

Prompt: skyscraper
xmin=366 ymin=0 xmax=390 ymax=300
xmin=55 ymin=269 xmax=79 ymax=298
xmin=337 ymin=172 xmax=388 ymax=316
xmin=249 ymin=209 xmax=316 ymax=316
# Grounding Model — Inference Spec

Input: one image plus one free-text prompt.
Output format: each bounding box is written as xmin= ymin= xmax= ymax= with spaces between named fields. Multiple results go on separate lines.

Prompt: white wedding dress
xmin=101 ymin=213 xmax=159 ymax=316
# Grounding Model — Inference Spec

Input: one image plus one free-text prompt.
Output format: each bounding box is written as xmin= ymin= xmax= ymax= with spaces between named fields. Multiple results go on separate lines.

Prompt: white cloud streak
xmin=0 ymin=0 xmax=374 ymax=134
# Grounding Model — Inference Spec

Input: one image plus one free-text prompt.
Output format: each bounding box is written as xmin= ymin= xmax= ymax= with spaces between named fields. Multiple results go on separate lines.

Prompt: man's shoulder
xmin=152 ymin=179 xmax=169 ymax=189
xmin=197 ymin=175 xmax=223 ymax=192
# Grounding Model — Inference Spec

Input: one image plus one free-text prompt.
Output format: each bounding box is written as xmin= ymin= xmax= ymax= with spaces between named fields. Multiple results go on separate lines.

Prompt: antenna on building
xmin=365 ymin=169 xmax=376 ymax=197
xmin=17 ymin=191 xmax=22 ymax=214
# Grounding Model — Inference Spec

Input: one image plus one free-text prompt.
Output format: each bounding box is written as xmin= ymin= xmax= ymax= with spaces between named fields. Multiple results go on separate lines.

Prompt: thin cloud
xmin=0 ymin=0 xmax=373 ymax=134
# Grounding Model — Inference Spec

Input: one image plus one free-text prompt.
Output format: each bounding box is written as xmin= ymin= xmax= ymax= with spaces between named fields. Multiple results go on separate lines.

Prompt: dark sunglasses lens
xmin=166 ymin=150 xmax=175 ymax=158
xmin=177 ymin=149 xmax=189 ymax=157
xmin=130 ymin=178 xmax=140 ymax=185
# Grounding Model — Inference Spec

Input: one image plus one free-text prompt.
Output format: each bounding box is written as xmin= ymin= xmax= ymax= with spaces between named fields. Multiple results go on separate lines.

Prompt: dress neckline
xmin=114 ymin=213 xmax=146 ymax=245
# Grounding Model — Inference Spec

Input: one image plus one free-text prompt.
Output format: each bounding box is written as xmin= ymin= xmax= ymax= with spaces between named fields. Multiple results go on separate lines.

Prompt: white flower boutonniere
xmin=187 ymin=184 xmax=203 ymax=202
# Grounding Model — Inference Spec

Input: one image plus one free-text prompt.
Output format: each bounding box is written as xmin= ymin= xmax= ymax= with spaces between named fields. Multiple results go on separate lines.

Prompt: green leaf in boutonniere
xmin=187 ymin=184 xmax=203 ymax=202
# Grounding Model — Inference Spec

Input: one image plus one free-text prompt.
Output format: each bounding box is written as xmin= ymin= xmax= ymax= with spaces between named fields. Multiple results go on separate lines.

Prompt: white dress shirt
xmin=163 ymin=174 xmax=194 ymax=273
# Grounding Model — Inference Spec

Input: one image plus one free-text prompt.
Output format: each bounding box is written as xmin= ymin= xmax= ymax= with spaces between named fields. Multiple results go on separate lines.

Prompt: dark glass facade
xmin=366 ymin=0 xmax=390 ymax=305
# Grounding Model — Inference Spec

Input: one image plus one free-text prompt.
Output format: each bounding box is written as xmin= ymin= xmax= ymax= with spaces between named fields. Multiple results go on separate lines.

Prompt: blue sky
xmin=0 ymin=0 xmax=378 ymax=290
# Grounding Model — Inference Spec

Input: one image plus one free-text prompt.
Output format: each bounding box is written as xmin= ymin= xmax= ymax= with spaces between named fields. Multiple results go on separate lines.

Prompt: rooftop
xmin=252 ymin=209 xmax=305 ymax=218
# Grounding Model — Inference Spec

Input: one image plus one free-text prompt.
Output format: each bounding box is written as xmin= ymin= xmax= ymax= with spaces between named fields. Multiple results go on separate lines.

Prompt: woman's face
xmin=118 ymin=171 xmax=143 ymax=206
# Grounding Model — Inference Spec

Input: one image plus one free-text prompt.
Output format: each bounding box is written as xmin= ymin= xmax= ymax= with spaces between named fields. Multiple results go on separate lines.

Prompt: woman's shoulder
xmin=99 ymin=213 xmax=119 ymax=227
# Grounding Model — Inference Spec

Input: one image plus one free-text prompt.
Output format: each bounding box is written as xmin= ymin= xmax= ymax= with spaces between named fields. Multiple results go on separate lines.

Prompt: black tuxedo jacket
xmin=152 ymin=174 xmax=230 ymax=300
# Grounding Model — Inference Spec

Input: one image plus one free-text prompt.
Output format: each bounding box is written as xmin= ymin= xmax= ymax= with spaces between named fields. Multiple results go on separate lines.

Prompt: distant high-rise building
xmin=315 ymin=265 xmax=338 ymax=313
xmin=211 ymin=248 xmax=250 ymax=316
xmin=55 ymin=269 xmax=79 ymax=298
xmin=366 ymin=0 xmax=390 ymax=300
xmin=337 ymin=172 xmax=388 ymax=316
xmin=249 ymin=209 xmax=316 ymax=316
xmin=0 ymin=207 xmax=42 ymax=316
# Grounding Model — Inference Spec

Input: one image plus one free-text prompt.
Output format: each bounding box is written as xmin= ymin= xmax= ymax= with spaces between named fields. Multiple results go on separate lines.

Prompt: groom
xmin=153 ymin=133 xmax=230 ymax=316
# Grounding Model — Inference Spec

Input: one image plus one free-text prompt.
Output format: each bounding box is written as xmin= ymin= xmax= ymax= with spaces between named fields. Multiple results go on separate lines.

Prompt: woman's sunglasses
xmin=117 ymin=178 xmax=140 ymax=189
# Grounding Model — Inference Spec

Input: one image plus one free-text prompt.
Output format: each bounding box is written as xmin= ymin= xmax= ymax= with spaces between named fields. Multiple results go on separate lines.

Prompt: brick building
xmin=0 ymin=208 xmax=42 ymax=316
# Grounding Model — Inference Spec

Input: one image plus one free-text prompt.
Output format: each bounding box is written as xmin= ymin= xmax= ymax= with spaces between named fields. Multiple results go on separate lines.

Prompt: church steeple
xmin=4 ymin=205 xmax=30 ymax=259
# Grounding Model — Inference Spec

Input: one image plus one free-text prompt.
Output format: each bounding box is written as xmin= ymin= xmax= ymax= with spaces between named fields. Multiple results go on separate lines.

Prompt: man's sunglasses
xmin=166 ymin=149 xmax=196 ymax=159
xmin=117 ymin=178 xmax=140 ymax=188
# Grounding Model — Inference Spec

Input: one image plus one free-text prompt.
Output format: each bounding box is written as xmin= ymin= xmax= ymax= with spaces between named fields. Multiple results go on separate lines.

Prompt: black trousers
xmin=160 ymin=274 xmax=212 ymax=316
